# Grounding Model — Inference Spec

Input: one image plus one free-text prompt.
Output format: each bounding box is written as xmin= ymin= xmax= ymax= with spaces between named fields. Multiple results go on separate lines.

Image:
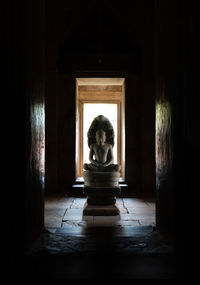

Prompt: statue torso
xmin=92 ymin=143 xmax=110 ymax=164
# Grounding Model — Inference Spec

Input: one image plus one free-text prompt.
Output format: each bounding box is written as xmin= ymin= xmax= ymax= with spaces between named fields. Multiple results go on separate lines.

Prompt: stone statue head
xmin=95 ymin=129 xmax=106 ymax=145
xmin=87 ymin=115 xmax=115 ymax=147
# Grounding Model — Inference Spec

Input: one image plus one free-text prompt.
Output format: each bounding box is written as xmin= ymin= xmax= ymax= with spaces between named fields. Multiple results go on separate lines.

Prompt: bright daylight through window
xmin=83 ymin=103 xmax=118 ymax=165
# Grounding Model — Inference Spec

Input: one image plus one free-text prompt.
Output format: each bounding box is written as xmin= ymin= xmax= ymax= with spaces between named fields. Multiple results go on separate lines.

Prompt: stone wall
xmin=25 ymin=0 xmax=45 ymax=246
xmin=155 ymin=0 xmax=199 ymax=239
xmin=2 ymin=0 xmax=45 ymax=259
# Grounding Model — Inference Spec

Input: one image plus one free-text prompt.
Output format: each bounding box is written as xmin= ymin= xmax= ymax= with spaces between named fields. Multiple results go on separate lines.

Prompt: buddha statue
xmin=83 ymin=115 xmax=120 ymax=172
xmin=83 ymin=128 xmax=120 ymax=172
xmin=83 ymin=114 xmax=121 ymax=188
xmin=82 ymin=115 xmax=121 ymax=215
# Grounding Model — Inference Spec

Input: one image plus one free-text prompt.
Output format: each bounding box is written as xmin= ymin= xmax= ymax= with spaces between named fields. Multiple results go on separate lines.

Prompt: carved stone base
xmin=82 ymin=170 xmax=121 ymax=216
xmin=83 ymin=202 xmax=120 ymax=216
xmin=83 ymin=187 xmax=121 ymax=205
xmin=83 ymin=186 xmax=121 ymax=216
xmin=83 ymin=170 xmax=120 ymax=188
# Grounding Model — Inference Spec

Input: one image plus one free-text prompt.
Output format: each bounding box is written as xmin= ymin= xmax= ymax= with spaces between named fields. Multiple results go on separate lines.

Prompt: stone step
xmin=55 ymin=225 xmax=153 ymax=237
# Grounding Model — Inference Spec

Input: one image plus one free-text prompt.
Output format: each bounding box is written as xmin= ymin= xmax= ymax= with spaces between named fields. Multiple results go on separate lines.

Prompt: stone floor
xmin=45 ymin=195 xmax=156 ymax=235
xmin=22 ymin=196 xmax=182 ymax=280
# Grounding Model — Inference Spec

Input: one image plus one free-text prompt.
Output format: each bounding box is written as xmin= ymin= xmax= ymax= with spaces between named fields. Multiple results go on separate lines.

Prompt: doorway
xmin=75 ymin=78 xmax=125 ymax=179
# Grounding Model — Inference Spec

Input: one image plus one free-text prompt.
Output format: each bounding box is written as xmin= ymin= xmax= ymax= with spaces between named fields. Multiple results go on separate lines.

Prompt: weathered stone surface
xmin=46 ymin=197 xmax=156 ymax=228
xmin=83 ymin=171 xmax=120 ymax=188
xmin=25 ymin=226 xmax=178 ymax=280
xmin=83 ymin=187 xmax=120 ymax=205
xmin=28 ymin=226 xmax=174 ymax=256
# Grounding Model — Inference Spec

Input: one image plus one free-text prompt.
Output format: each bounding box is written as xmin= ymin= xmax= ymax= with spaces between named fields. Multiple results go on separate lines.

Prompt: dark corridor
xmin=2 ymin=0 xmax=200 ymax=281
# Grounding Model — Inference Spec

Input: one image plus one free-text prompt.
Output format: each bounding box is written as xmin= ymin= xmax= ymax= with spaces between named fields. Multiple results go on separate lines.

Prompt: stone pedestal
xmin=83 ymin=170 xmax=120 ymax=188
xmin=83 ymin=202 xmax=120 ymax=216
xmin=83 ymin=170 xmax=121 ymax=216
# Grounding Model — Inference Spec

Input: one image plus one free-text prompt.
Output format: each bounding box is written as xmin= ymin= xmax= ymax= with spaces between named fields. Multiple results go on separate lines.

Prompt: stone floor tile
xmin=145 ymin=202 xmax=156 ymax=209
xmin=131 ymin=208 xmax=155 ymax=214
xmin=124 ymin=203 xmax=148 ymax=209
xmin=45 ymin=196 xmax=74 ymax=210
xmin=139 ymin=218 xmax=156 ymax=226
xmin=45 ymin=196 xmax=156 ymax=231
xmin=62 ymin=208 xmax=83 ymax=221
xmin=61 ymin=220 xmax=91 ymax=228
xmin=125 ymin=207 xmax=136 ymax=214
xmin=126 ymin=207 xmax=151 ymax=214
xmin=123 ymin=199 xmax=147 ymax=209
xmin=122 ymin=198 xmax=146 ymax=204
xmin=117 ymin=206 xmax=128 ymax=214
xmin=45 ymin=208 xmax=65 ymax=216
xmin=45 ymin=215 xmax=62 ymax=228
xmin=71 ymin=198 xmax=87 ymax=208
xmin=117 ymin=220 xmax=140 ymax=227
xmin=46 ymin=227 xmax=57 ymax=233
xmin=120 ymin=213 xmax=143 ymax=221
xmin=116 ymin=198 xmax=124 ymax=204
